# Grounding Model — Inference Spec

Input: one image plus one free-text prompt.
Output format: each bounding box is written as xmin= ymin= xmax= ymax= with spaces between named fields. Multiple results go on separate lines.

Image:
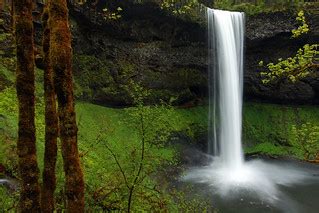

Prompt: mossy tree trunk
xmin=13 ymin=0 xmax=41 ymax=211
xmin=49 ymin=0 xmax=85 ymax=211
xmin=41 ymin=2 xmax=59 ymax=212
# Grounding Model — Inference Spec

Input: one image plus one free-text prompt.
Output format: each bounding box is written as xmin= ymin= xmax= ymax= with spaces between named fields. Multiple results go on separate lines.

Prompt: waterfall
xmin=183 ymin=8 xmax=318 ymax=208
xmin=207 ymin=9 xmax=245 ymax=169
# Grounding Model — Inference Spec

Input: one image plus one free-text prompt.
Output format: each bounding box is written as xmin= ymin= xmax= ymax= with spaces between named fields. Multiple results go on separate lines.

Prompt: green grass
xmin=75 ymin=103 xmax=206 ymax=178
xmin=2 ymin=81 xmax=319 ymax=173
xmin=0 ymin=186 xmax=17 ymax=211
xmin=75 ymin=102 xmax=209 ymax=210
xmin=2 ymin=84 xmax=319 ymax=171
xmin=243 ymin=102 xmax=319 ymax=158
xmin=0 ymin=83 xmax=208 ymax=210
xmin=1 ymin=78 xmax=319 ymax=209
xmin=0 ymin=33 xmax=11 ymax=43
xmin=0 ymin=64 xmax=14 ymax=83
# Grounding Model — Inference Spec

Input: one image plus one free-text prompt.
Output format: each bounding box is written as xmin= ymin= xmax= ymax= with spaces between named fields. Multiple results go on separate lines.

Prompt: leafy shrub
xmin=161 ymin=0 xmax=199 ymax=15
xmin=290 ymin=122 xmax=319 ymax=160
xmin=291 ymin=10 xmax=309 ymax=38
xmin=260 ymin=44 xmax=318 ymax=84
xmin=0 ymin=187 xmax=18 ymax=211
xmin=260 ymin=10 xmax=318 ymax=84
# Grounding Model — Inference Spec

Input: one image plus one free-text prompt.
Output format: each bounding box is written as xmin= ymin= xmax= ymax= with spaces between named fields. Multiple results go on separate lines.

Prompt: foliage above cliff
xmin=213 ymin=0 xmax=318 ymax=15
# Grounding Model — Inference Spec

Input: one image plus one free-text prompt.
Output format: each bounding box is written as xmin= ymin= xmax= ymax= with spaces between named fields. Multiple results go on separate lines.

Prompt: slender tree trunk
xmin=49 ymin=0 xmax=85 ymax=211
xmin=13 ymin=0 xmax=41 ymax=211
xmin=41 ymin=2 xmax=59 ymax=212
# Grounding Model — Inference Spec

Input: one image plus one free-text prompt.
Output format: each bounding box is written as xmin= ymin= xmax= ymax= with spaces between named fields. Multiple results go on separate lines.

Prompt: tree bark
xmin=13 ymin=0 xmax=41 ymax=211
xmin=49 ymin=0 xmax=85 ymax=212
xmin=41 ymin=2 xmax=59 ymax=212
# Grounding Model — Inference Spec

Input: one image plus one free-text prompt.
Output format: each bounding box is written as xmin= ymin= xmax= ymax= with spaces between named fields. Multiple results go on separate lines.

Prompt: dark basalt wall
xmin=245 ymin=12 xmax=319 ymax=104
xmin=69 ymin=2 xmax=319 ymax=106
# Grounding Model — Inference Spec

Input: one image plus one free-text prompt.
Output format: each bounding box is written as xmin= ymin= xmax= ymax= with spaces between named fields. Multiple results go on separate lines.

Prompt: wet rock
xmin=180 ymin=147 xmax=212 ymax=166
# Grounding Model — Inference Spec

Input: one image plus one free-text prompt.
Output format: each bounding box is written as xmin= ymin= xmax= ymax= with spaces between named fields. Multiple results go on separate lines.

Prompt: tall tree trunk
xmin=13 ymin=0 xmax=41 ymax=211
xmin=49 ymin=0 xmax=85 ymax=211
xmin=41 ymin=2 xmax=59 ymax=212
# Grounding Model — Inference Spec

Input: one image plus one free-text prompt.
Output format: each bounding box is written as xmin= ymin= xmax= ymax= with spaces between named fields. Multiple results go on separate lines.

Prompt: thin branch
xmin=103 ymin=142 xmax=130 ymax=190
xmin=141 ymin=184 xmax=162 ymax=195
xmin=79 ymin=131 xmax=103 ymax=158
xmin=127 ymin=110 xmax=146 ymax=212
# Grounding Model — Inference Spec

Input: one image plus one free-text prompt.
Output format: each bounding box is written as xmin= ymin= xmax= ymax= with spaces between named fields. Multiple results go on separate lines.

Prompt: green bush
xmin=0 ymin=187 xmax=18 ymax=211
xmin=290 ymin=122 xmax=319 ymax=160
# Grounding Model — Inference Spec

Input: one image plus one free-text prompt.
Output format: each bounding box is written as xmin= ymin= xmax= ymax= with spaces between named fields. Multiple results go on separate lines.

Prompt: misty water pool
xmin=181 ymin=157 xmax=319 ymax=213
xmin=191 ymin=7 xmax=319 ymax=213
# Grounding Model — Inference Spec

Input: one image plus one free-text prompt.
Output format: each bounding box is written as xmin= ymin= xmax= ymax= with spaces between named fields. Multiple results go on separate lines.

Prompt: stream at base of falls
xmin=180 ymin=155 xmax=319 ymax=213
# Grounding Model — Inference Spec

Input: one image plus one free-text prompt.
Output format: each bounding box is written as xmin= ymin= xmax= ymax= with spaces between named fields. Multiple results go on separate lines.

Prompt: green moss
xmin=243 ymin=102 xmax=319 ymax=158
xmin=72 ymin=102 xmax=208 ymax=211
xmin=142 ymin=67 xmax=205 ymax=104
xmin=0 ymin=33 xmax=10 ymax=43
xmin=244 ymin=142 xmax=290 ymax=156
xmin=2 ymin=64 xmax=319 ymax=208
xmin=73 ymin=55 xmax=136 ymax=104
xmin=0 ymin=63 xmax=15 ymax=87
xmin=75 ymin=102 xmax=206 ymax=152
xmin=0 ymin=187 xmax=17 ymax=211
xmin=73 ymin=55 xmax=206 ymax=105
xmin=0 ymin=81 xmax=207 ymax=210
xmin=74 ymin=101 xmax=319 ymax=161
xmin=168 ymin=68 xmax=206 ymax=88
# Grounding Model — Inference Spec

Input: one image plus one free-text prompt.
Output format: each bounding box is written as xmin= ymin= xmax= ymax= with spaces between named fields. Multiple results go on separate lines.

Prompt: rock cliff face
xmin=245 ymin=12 xmax=319 ymax=104
xmin=69 ymin=2 xmax=319 ymax=106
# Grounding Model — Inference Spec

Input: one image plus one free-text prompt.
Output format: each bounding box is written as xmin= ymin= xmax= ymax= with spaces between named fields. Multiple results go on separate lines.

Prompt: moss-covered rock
xmin=73 ymin=52 xmax=207 ymax=106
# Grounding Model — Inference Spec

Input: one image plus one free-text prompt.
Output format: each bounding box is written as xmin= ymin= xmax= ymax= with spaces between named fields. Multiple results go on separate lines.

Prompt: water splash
xmin=183 ymin=159 xmax=317 ymax=202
